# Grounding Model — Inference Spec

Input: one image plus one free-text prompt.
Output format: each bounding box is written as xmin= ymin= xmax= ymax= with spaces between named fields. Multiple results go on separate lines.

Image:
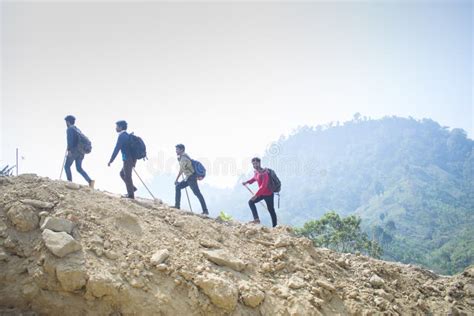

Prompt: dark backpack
xmin=128 ymin=133 xmax=147 ymax=160
xmin=267 ymin=168 xmax=281 ymax=193
xmin=192 ymin=159 xmax=206 ymax=180
xmin=73 ymin=127 xmax=92 ymax=154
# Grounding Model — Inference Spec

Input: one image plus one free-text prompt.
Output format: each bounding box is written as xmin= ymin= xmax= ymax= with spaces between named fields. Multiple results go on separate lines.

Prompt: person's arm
xmin=175 ymin=170 xmax=183 ymax=184
xmin=242 ymin=173 xmax=257 ymax=185
xmin=67 ymin=127 xmax=76 ymax=152
xmin=108 ymin=134 xmax=124 ymax=165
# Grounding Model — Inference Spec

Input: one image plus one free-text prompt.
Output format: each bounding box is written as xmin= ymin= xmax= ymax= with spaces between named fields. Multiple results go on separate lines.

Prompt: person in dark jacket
xmin=173 ymin=144 xmax=208 ymax=215
xmin=64 ymin=115 xmax=94 ymax=188
xmin=242 ymin=157 xmax=277 ymax=227
xmin=108 ymin=120 xmax=137 ymax=199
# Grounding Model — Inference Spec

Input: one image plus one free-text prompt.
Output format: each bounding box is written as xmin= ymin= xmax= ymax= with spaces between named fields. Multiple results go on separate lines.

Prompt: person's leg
xmin=248 ymin=196 xmax=265 ymax=222
xmin=188 ymin=176 xmax=208 ymax=214
xmin=264 ymin=194 xmax=277 ymax=227
xmin=123 ymin=159 xmax=135 ymax=198
xmin=64 ymin=155 xmax=74 ymax=181
xmin=174 ymin=179 xmax=189 ymax=209
xmin=75 ymin=155 xmax=92 ymax=184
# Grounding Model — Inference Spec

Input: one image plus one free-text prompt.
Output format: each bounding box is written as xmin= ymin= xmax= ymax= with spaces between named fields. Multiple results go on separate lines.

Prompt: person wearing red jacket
xmin=242 ymin=157 xmax=277 ymax=227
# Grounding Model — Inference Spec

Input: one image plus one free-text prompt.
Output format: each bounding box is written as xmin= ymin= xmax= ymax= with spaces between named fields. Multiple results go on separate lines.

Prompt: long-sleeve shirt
xmin=109 ymin=131 xmax=131 ymax=163
xmin=178 ymin=153 xmax=194 ymax=180
xmin=66 ymin=126 xmax=78 ymax=151
xmin=245 ymin=169 xmax=272 ymax=197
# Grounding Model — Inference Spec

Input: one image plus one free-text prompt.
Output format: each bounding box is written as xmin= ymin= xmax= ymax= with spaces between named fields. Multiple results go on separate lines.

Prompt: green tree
xmin=296 ymin=211 xmax=383 ymax=258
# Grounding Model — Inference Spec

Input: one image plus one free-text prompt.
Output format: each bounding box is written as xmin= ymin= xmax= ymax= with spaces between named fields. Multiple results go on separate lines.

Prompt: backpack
xmin=128 ymin=133 xmax=147 ymax=160
xmin=192 ymin=159 xmax=206 ymax=180
xmin=267 ymin=168 xmax=281 ymax=193
xmin=73 ymin=127 xmax=92 ymax=154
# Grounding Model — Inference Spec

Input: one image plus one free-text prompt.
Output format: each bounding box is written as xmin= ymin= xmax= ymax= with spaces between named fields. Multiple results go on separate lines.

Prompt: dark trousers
xmin=249 ymin=194 xmax=277 ymax=227
xmin=65 ymin=152 xmax=91 ymax=183
xmin=120 ymin=159 xmax=137 ymax=198
xmin=175 ymin=174 xmax=208 ymax=213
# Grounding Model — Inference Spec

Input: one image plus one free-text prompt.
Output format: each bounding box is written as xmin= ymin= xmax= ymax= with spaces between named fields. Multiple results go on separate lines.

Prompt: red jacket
xmin=245 ymin=169 xmax=273 ymax=197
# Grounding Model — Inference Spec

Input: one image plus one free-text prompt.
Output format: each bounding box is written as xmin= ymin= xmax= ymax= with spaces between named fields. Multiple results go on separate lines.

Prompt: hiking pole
xmin=244 ymin=184 xmax=268 ymax=210
xmin=182 ymin=175 xmax=193 ymax=212
xmin=133 ymin=168 xmax=156 ymax=200
xmin=59 ymin=149 xmax=67 ymax=180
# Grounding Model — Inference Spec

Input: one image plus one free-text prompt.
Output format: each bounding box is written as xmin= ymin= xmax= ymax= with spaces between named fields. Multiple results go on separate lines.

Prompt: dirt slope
xmin=0 ymin=174 xmax=473 ymax=315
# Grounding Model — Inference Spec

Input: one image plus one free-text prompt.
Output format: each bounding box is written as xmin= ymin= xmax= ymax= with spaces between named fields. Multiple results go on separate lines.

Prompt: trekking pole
xmin=59 ymin=149 xmax=67 ymax=180
xmin=182 ymin=175 xmax=193 ymax=212
xmin=133 ymin=168 xmax=157 ymax=200
xmin=244 ymin=184 xmax=268 ymax=210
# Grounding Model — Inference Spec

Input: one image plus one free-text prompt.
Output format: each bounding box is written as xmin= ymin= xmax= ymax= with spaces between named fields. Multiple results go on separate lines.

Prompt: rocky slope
xmin=0 ymin=175 xmax=473 ymax=315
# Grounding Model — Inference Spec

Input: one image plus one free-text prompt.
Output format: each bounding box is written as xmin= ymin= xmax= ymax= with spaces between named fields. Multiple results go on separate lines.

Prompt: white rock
xmin=41 ymin=217 xmax=75 ymax=234
xmin=151 ymin=249 xmax=169 ymax=265
xmin=21 ymin=199 xmax=54 ymax=210
xmin=42 ymin=229 xmax=82 ymax=258
xmin=288 ymin=276 xmax=305 ymax=289
xmin=65 ymin=182 xmax=81 ymax=190
xmin=370 ymin=274 xmax=385 ymax=288
xmin=202 ymin=249 xmax=246 ymax=272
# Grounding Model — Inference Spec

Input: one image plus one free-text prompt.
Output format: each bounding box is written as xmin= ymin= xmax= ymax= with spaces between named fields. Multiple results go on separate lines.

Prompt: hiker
xmin=242 ymin=157 xmax=277 ymax=227
xmin=108 ymin=120 xmax=137 ymax=199
xmin=173 ymin=144 xmax=209 ymax=215
xmin=64 ymin=115 xmax=94 ymax=188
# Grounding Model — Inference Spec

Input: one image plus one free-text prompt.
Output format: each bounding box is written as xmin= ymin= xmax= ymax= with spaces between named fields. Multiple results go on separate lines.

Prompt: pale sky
xmin=1 ymin=1 xmax=472 ymax=195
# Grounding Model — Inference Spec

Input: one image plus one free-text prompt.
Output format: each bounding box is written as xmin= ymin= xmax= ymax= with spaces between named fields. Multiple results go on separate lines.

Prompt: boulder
xmin=202 ymin=249 xmax=246 ymax=272
xmin=42 ymin=229 xmax=82 ymax=258
xmin=194 ymin=273 xmax=238 ymax=312
xmin=56 ymin=260 xmax=88 ymax=292
xmin=370 ymin=274 xmax=385 ymax=288
xmin=41 ymin=217 xmax=75 ymax=234
xmin=288 ymin=276 xmax=305 ymax=289
xmin=7 ymin=204 xmax=39 ymax=232
xmin=239 ymin=281 xmax=265 ymax=308
xmin=87 ymin=272 xmax=120 ymax=298
xmin=151 ymin=249 xmax=169 ymax=265
xmin=21 ymin=199 xmax=54 ymax=210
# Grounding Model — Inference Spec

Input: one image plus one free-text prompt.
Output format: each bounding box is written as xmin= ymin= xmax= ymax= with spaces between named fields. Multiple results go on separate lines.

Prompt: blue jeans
xmin=249 ymin=194 xmax=277 ymax=227
xmin=175 ymin=174 xmax=208 ymax=213
xmin=65 ymin=151 xmax=91 ymax=184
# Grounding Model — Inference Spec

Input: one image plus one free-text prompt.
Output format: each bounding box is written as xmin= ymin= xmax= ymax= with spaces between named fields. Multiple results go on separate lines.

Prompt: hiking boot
xmin=248 ymin=219 xmax=261 ymax=225
xmin=89 ymin=180 xmax=95 ymax=189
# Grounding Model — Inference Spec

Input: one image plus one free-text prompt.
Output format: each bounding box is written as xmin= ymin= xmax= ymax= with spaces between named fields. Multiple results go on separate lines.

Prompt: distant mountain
xmin=204 ymin=116 xmax=473 ymax=275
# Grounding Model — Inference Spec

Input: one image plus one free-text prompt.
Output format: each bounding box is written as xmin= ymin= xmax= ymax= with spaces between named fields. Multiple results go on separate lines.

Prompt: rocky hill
xmin=0 ymin=175 xmax=473 ymax=315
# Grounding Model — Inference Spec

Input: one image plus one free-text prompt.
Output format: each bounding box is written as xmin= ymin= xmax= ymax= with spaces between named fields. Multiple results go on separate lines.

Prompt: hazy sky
xmin=1 ymin=1 xmax=472 ymax=194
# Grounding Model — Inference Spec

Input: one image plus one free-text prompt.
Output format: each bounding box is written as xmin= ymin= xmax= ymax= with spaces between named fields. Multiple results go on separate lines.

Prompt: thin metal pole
xmin=244 ymin=184 xmax=268 ymax=210
xmin=133 ymin=168 xmax=156 ymax=200
xmin=59 ymin=149 xmax=67 ymax=180
xmin=15 ymin=148 xmax=19 ymax=176
xmin=182 ymin=175 xmax=193 ymax=212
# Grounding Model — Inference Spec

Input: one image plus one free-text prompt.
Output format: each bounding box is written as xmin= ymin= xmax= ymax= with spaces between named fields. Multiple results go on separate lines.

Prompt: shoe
xmin=89 ymin=180 xmax=95 ymax=189
xmin=248 ymin=219 xmax=261 ymax=224
xmin=121 ymin=194 xmax=134 ymax=199
xmin=201 ymin=211 xmax=209 ymax=216
xmin=171 ymin=205 xmax=180 ymax=209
